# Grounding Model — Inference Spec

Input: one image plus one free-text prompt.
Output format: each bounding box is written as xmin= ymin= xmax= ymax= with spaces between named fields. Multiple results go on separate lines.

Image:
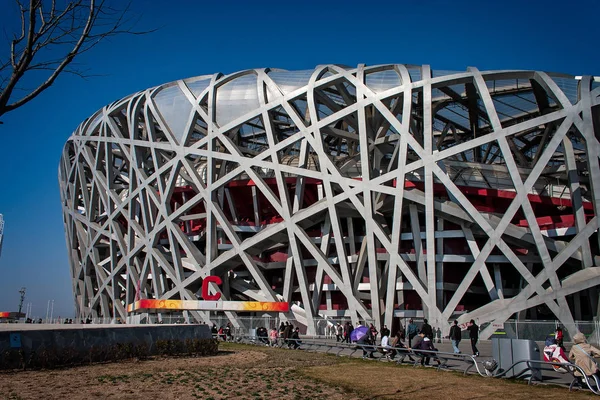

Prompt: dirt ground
xmin=0 ymin=343 xmax=595 ymax=400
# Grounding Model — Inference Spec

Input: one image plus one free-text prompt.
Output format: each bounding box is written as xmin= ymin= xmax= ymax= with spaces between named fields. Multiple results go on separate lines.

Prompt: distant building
xmin=0 ymin=312 xmax=25 ymax=322
xmin=59 ymin=64 xmax=600 ymax=337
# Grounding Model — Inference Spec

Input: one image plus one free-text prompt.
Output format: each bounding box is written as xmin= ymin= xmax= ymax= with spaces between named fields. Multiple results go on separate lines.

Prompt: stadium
xmin=59 ymin=64 xmax=600 ymax=338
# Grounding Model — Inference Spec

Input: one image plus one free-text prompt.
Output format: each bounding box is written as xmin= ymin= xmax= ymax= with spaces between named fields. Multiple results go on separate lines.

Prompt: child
xmin=269 ymin=327 xmax=278 ymax=347
xmin=543 ymin=336 xmax=570 ymax=373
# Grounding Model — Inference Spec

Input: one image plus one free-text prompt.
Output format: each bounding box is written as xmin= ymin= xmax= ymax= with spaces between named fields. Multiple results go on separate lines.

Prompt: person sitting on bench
xmin=417 ymin=335 xmax=441 ymax=366
xmin=381 ymin=333 xmax=392 ymax=359
xmin=569 ymin=332 xmax=600 ymax=387
xmin=358 ymin=328 xmax=376 ymax=359
xmin=411 ymin=333 xmax=425 ymax=364
xmin=391 ymin=330 xmax=414 ymax=363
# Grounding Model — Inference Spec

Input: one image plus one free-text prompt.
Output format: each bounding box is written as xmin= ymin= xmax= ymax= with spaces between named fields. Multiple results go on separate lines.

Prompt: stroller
xmin=543 ymin=336 xmax=572 ymax=373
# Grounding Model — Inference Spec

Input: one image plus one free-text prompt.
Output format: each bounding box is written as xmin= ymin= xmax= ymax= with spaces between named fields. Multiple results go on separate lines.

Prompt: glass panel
xmin=549 ymin=76 xmax=579 ymax=104
xmin=408 ymin=67 xmax=422 ymax=82
xmin=365 ymin=69 xmax=402 ymax=93
xmin=432 ymin=70 xmax=458 ymax=78
xmin=184 ymin=77 xmax=211 ymax=98
xmin=154 ymin=85 xmax=193 ymax=144
xmin=267 ymin=69 xmax=315 ymax=94
xmin=215 ymin=74 xmax=260 ymax=127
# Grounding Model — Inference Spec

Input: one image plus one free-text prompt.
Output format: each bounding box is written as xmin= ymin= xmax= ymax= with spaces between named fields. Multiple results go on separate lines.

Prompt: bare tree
xmin=0 ymin=0 xmax=152 ymax=121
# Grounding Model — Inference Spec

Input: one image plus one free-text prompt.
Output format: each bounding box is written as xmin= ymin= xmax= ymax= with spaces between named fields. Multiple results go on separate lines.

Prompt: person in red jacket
xmin=555 ymin=326 xmax=565 ymax=350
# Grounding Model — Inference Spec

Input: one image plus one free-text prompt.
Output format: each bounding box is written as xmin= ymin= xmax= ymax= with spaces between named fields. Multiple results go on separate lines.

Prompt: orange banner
xmin=127 ymin=299 xmax=289 ymax=313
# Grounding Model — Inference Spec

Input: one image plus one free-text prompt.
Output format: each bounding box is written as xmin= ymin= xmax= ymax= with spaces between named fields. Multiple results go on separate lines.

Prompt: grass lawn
xmin=0 ymin=342 xmax=594 ymax=399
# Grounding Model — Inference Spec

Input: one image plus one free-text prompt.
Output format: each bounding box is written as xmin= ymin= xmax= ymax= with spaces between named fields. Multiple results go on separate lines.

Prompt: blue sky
xmin=0 ymin=0 xmax=598 ymax=319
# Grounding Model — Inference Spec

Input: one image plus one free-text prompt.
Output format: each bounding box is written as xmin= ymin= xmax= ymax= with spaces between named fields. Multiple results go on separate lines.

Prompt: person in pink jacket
xmin=269 ymin=327 xmax=278 ymax=347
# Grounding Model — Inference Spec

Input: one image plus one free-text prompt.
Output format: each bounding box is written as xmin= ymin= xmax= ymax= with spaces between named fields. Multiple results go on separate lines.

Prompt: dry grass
xmin=0 ymin=343 xmax=353 ymax=400
xmin=302 ymin=360 xmax=596 ymax=399
xmin=0 ymin=342 xmax=595 ymax=400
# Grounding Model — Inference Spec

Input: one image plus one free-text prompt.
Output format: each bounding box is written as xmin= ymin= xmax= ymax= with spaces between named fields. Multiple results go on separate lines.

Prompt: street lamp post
xmin=18 ymin=287 xmax=26 ymax=315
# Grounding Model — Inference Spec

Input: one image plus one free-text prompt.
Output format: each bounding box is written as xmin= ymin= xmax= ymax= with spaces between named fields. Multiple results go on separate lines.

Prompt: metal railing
xmin=34 ymin=315 xmax=599 ymax=344
xmin=467 ymin=357 xmax=600 ymax=394
xmin=235 ymin=334 xmax=478 ymax=372
xmin=234 ymin=334 xmax=600 ymax=395
xmin=498 ymin=320 xmax=600 ymax=343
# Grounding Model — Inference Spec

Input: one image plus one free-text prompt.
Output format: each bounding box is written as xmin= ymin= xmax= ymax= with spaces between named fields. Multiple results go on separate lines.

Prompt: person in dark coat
xmin=369 ymin=323 xmax=378 ymax=341
xmin=420 ymin=318 xmax=433 ymax=340
xmin=411 ymin=332 xmax=425 ymax=363
xmin=359 ymin=327 xmax=376 ymax=358
xmin=449 ymin=320 xmax=461 ymax=354
xmin=343 ymin=322 xmax=352 ymax=343
xmin=418 ymin=336 xmax=441 ymax=366
xmin=284 ymin=323 xmax=293 ymax=346
xmin=289 ymin=327 xmax=302 ymax=349
xmin=467 ymin=319 xmax=479 ymax=356
xmin=380 ymin=325 xmax=390 ymax=338
xmin=397 ymin=321 xmax=406 ymax=341
xmin=407 ymin=319 xmax=418 ymax=347
xmin=279 ymin=322 xmax=286 ymax=346
xmin=257 ymin=326 xmax=268 ymax=344
xmin=226 ymin=322 xmax=233 ymax=340
xmin=390 ymin=331 xmax=414 ymax=363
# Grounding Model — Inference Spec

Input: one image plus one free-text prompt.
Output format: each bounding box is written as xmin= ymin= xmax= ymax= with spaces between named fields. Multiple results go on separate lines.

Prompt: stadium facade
xmin=59 ymin=64 xmax=600 ymax=337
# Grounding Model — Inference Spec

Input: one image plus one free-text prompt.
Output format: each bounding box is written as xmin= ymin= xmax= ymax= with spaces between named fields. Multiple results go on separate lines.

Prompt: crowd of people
xmin=211 ymin=322 xmax=233 ymax=341
xmin=212 ymin=321 xmax=303 ymax=349
xmin=328 ymin=318 xmax=479 ymax=363
xmin=251 ymin=322 xmax=302 ymax=348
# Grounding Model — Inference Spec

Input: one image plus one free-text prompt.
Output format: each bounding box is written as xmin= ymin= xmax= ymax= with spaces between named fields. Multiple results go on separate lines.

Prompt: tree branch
xmin=0 ymin=0 xmax=156 ymax=119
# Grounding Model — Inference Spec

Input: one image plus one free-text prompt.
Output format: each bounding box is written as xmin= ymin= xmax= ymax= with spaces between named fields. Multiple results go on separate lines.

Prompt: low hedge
xmin=0 ymin=338 xmax=218 ymax=370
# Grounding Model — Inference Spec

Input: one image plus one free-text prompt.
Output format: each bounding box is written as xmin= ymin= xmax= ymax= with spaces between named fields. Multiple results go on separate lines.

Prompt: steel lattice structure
xmin=59 ymin=64 xmax=600 ymax=337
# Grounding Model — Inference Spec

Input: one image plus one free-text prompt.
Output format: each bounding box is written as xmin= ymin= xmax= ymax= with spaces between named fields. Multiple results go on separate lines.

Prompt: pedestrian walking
xmin=343 ymin=322 xmax=352 ymax=343
xmin=467 ymin=319 xmax=479 ymax=356
xmin=289 ymin=327 xmax=302 ymax=349
xmin=420 ymin=318 xmax=433 ymax=340
xmin=284 ymin=323 xmax=293 ymax=346
xmin=369 ymin=323 xmax=378 ymax=341
xmin=278 ymin=322 xmax=286 ymax=347
xmin=449 ymin=320 xmax=461 ymax=354
xmin=407 ymin=319 xmax=418 ymax=347
xmin=336 ymin=323 xmax=343 ymax=342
